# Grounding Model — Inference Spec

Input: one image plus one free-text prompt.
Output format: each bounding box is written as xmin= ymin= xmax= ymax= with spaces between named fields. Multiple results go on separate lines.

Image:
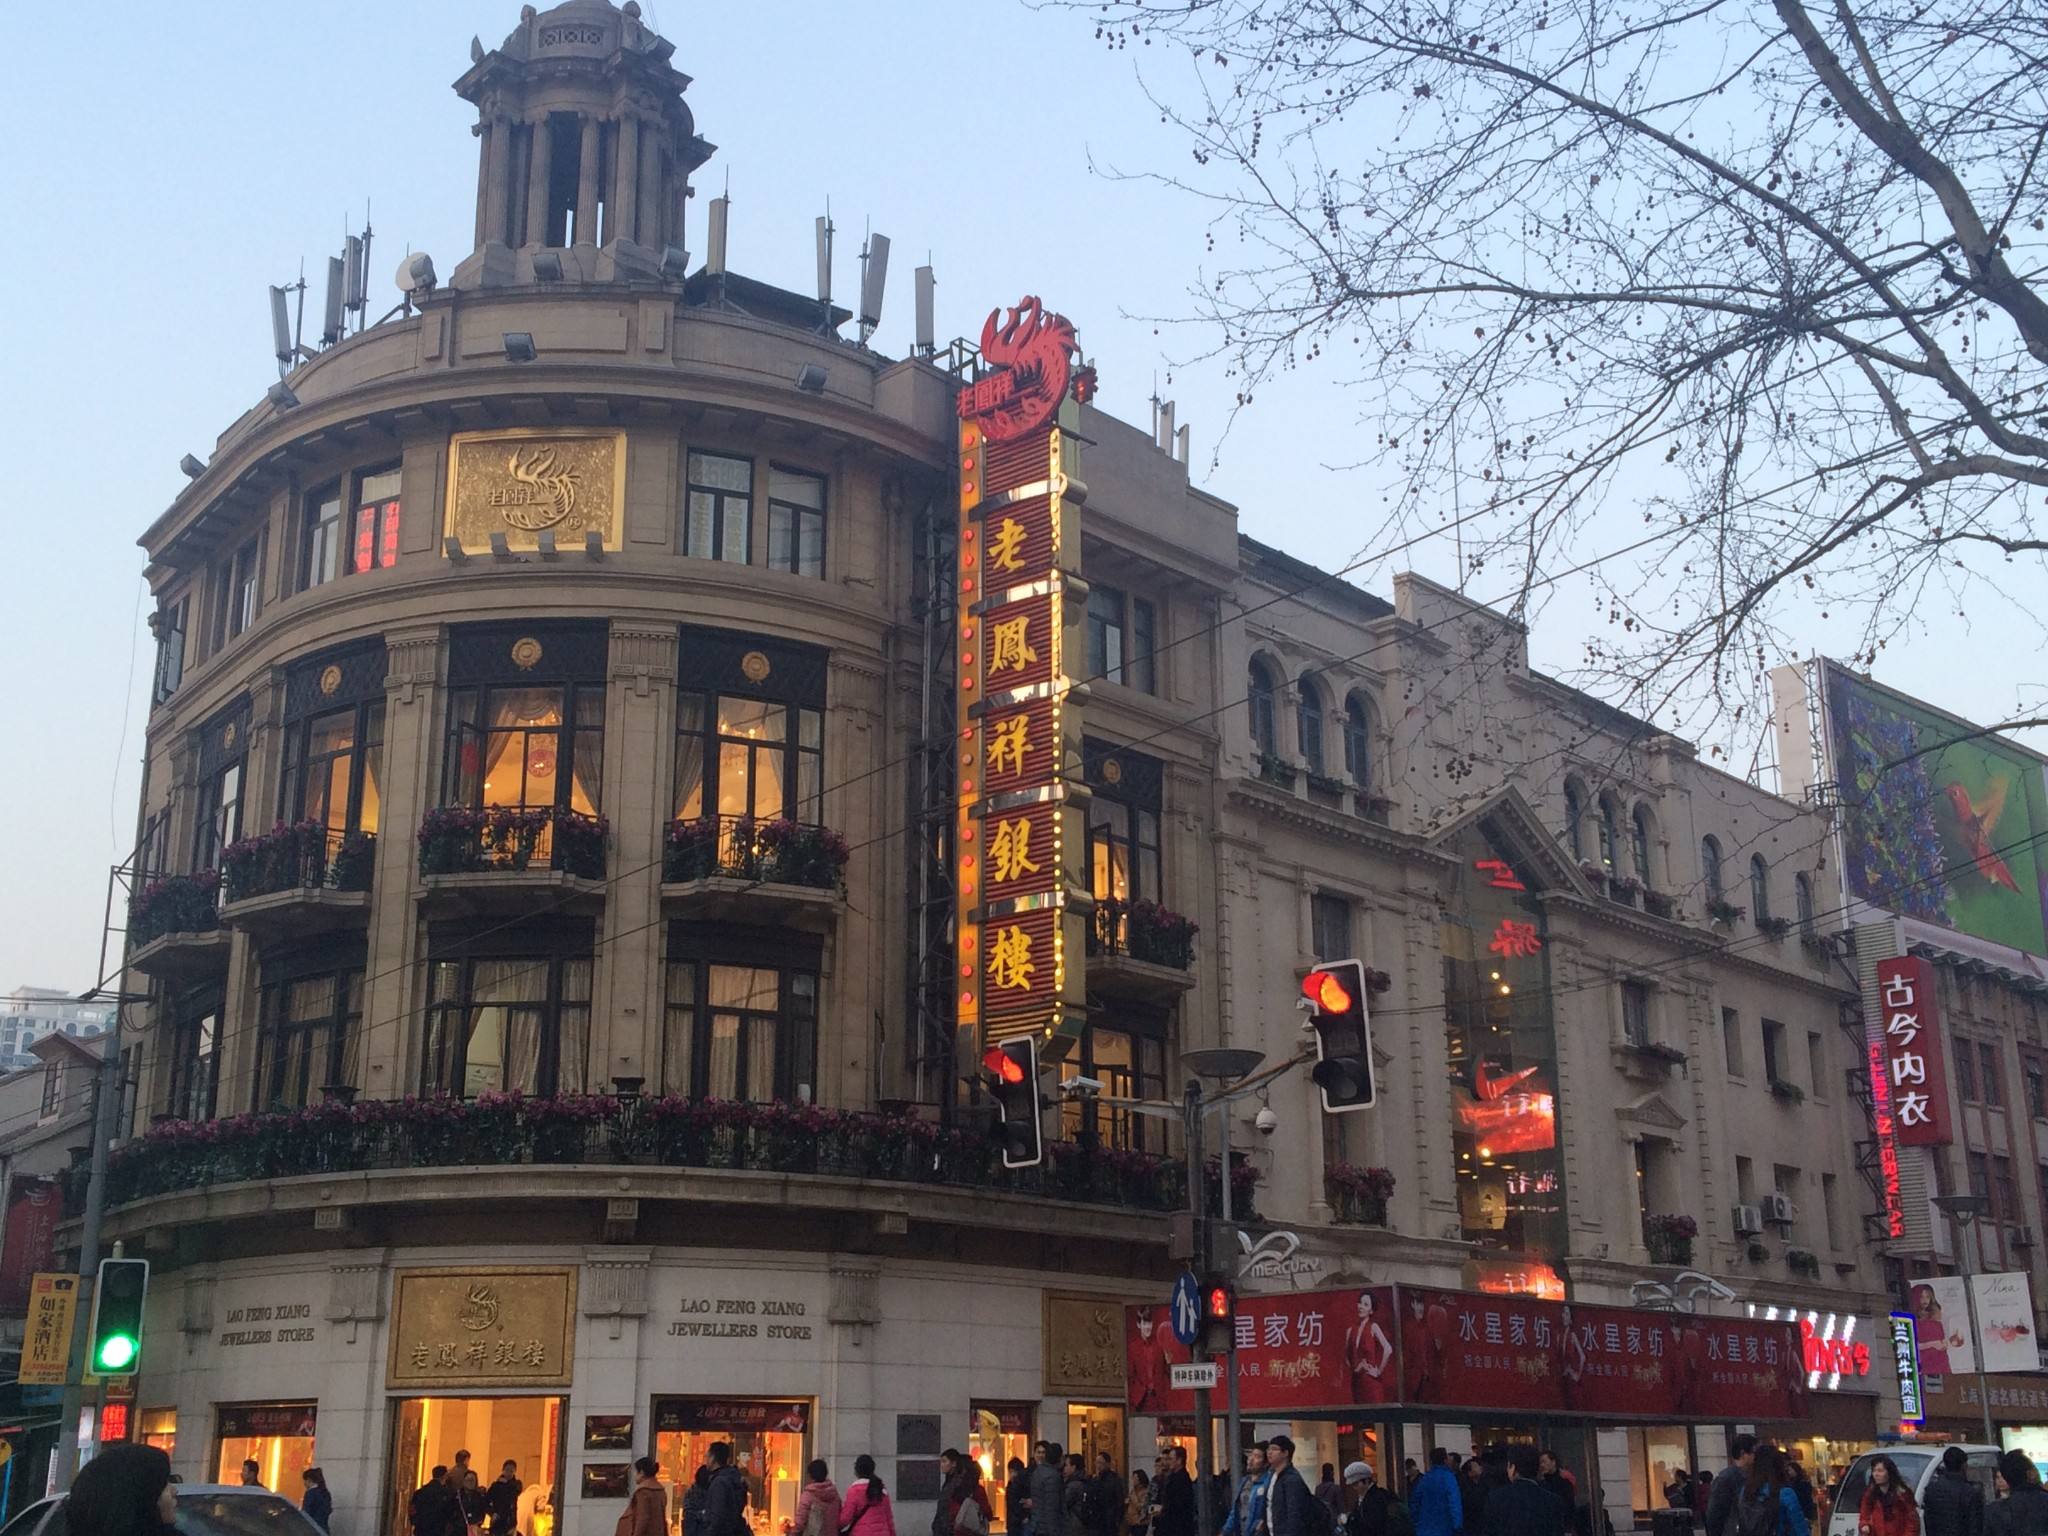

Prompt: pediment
xmin=1426 ymin=785 xmax=1596 ymax=900
xmin=1616 ymin=1091 xmax=1688 ymax=1135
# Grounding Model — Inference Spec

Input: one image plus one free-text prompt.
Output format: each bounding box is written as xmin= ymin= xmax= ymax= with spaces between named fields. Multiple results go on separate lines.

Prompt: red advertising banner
xmin=1875 ymin=956 xmax=1954 ymax=1146
xmin=1128 ymin=1285 xmax=1806 ymax=1422
xmin=1128 ymin=1288 xmax=1398 ymax=1416
xmin=0 ymin=1176 xmax=63 ymax=1313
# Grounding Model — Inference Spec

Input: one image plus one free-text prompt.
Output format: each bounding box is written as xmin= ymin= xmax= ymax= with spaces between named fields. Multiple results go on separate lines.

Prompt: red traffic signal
xmin=1302 ymin=969 xmax=1355 ymax=1015
xmin=1205 ymin=1283 xmax=1232 ymax=1320
xmin=982 ymin=1044 xmax=1026 ymax=1085
xmin=1200 ymin=1275 xmax=1236 ymax=1352
xmin=982 ymin=1035 xmax=1043 ymax=1169
xmin=1303 ymin=959 xmax=1377 ymax=1114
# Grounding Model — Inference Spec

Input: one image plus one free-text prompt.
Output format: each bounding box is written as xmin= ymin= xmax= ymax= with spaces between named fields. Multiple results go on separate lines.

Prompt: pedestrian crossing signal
xmin=1201 ymin=1277 xmax=1235 ymax=1353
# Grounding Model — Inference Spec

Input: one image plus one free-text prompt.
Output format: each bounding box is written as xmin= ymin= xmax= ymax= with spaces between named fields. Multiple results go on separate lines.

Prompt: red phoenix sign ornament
xmin=958 ymin=298 xmax=1083 ymax=442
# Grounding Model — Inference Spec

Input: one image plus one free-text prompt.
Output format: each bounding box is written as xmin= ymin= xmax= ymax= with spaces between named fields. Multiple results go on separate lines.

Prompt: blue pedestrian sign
xmin=1169 ymin=1272 xmax=1201 ymax=1346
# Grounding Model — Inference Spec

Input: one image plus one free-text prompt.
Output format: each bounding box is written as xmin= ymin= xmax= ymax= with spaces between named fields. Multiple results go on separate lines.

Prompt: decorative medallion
xmin=221 ymin=723 xmax=238 ymax=751
xmin=443 ymin=429 xmax=626 ymax=555
xmin=511 ymin=637 xmax=545 ymax=671
xmin=740 ymin=650 xmax=772 ymax=684
xmin=1101 ymin=758 xmax=1123 ymax=786
xmin=318 ymin=664 xmax=343 ymax=697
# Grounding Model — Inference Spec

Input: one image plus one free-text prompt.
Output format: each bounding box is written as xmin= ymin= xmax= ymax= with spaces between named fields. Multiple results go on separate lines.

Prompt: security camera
xmin=1062 ymin=1075 xmax=1103 ymax=1100
xmin=1254 ymin=1105 xmax=1278 ymax=1137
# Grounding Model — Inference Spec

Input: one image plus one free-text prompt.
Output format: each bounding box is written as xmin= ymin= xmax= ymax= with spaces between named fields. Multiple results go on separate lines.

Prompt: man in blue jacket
xmin=1412 ymin=1449 xmax=1464 ymax=1536
xmin=1223 ymin=1447 xmax=1271 ymax=1536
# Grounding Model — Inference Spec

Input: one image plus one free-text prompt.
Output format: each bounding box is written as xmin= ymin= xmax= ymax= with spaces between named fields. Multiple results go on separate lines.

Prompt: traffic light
xmin=982 ymin=1035 xmax=1043 ymax=1170
xmin=1302 ymin=959 xmax=1376 ymax=1112
xmin=1200 ymin=1276 xmax=1236 ymax=1353
xmin=89 ymin=1257 xmax=150 ymax=1377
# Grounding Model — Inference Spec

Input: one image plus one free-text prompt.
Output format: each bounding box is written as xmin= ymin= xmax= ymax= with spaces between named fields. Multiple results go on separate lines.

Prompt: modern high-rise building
xmin=93 ymin=3 xmax=2042 ymax=1532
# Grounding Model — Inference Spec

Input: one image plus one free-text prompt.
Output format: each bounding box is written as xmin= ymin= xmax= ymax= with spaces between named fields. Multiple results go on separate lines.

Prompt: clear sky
xmin=1 ymin=0 xmax=2038 ymax=992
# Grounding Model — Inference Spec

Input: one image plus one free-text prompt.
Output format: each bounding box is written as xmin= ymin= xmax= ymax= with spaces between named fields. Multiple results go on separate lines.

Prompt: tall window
xmin=1821 ymin=1173 xmax=1843 ymax=1249
xmin=1130 ymin=597 xmax=1157 ymax=695
xmin=281 ymin=649 xmax=387 ymax=850
xmin=1621 ymin=980 xmax=1653 ymax=1047
xmin=254 ymin=966 xmax=363 ymax=1109
xmin=1343 ymin=696 xmax=1374 ymax=788
xmin=152 ymin=598 xmax=188 ymax=704
xmin=351 ymin=466 xmax=401 ymax=573
xmin=1762 ymin=1019 xmax=1787 ymax=1085
xmin=1721 ymin=1007 xmax=1745 ymax=1076
xmin=1795 ymin=873 xmax=1816 ymax=936
xmin=1749 ymin=855 xmax=1771 ymax=921
xmin=2026 ymin=1062 xmax=2045 ymax=1120
xmin=192 ymin=708 xmax=248 ymax=872
xmin=1597 ymin=796 xmax=1620 ymax=869
xmin=1980 ymin=1041 xmax=2003 ymax=1106
xmin=1994 ymin=1155 xmax=2020 ymax=1221
xmin=39 ymin=1061 xmax=61 ymax=1119
xmin=675 ymin=696 xmax=822 ymax=826
xmin=1563 ymin=781 xmax=1584 ymax=861
xmin=1955 ymin=1035 xmax=1979 ymax=1101
xmin=1062 ymin=1018 xmax=1168 ymax=1153
xmin=424 ymin=952 xmax=592 ymax=1097
xmin=167 ymin=988 xmax=222 ymax=1121
xmin=302 ymin=486 xmax=345 ymax=589
xmin=445 ymin=683 xmax=604 ymax=814
xmin=1311 ymin=893 xmax=1352 ymax=961
xmin=1086 ymin=586 xmax=1157 ymax=693
xmin=1807 ymin=1031 xmax=1828 ymax=1099
xmin=684 ymin=451 xmax=751 ymax=562
xmin=1701 ymin=837 xmax=1725 ymax=904
xmin=1630 ymin=805 xmax=1653 ymax=885
xmin=663 ymin=933 xmax=820 ymax=1103
xmin=1086 ymin=752 xmax=1163 ymax=909
xmin=216 ymin=536 xmax=262 ymax=648
xmin=766 ymin=467 xmax=825 ymax=578
xmin=1297 ymin=674 xmax=1325 ymax=773
xmin=1248 ymin=659 xmax=1278 ymax=758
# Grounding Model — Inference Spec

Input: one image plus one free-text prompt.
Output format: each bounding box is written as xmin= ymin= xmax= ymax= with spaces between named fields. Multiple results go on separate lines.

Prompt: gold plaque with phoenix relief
xmin=444 ymin=429 xmax=625 ymax=554
xmin=1042 ymin=1292 xmax=1129 ymax=1395
xmin=387 ymin=1266 xmax=578 ymax=1389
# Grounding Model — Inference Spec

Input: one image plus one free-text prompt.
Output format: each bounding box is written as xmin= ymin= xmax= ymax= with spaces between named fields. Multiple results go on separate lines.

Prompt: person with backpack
xmin=684 ymin=1468 xmax=712 ymax=1536
xmin=796 ymin=1461 xmax=842 ymax=1536
xmin=1737 ymin=1446 xmax=1809 ymax=1536
xmin=1344 ymin=1462 xmax=1405 ymax=1536
xmin=1065 ymin=1456 xmax=1095 ymax=1535
xmin=843 ymin=1457 xmax=898 ymax=1536
xmin=1265 ymin=1436 xmax=1326 ymax=1536
xmin=706 ymin=1444 xmax=750 ymax=1536
xmin=1986 ymin=1452 xmax=2048 ymax=1536
xmin=1707 ymin=1438 xmax=1760 ymax=1536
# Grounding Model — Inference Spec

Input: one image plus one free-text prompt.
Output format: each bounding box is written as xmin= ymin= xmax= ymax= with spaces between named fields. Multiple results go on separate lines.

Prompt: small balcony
xmin=1325 ymin=1164 xmax=1395 ymax=1227
xmin=219 ymin=823 xmax=374 ymax=940
xmin=1086 ymin=897 xmax=1199 ymax=1002
xmin=128 ymin=873 xmax=230 ymax=979
xmin=416 ymin=806 xmax=607 ymax=916
xmin=659 ymin=815 xmax=848 ymax=930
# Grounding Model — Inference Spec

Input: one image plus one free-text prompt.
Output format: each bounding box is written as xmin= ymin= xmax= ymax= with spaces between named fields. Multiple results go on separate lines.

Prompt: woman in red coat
xmin=1860 ymin=1457 xmax=1921 ymax=1536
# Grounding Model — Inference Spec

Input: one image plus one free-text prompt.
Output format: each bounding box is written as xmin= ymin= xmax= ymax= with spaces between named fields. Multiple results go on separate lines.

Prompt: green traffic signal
xmin=88 ymin=1258 xmax=150 ymax=1378
xmin=96 ymin=1333 xmax=138 ymax=1372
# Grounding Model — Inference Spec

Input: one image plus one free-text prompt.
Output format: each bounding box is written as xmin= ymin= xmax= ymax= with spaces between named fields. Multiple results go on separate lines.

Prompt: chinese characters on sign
xmin=1873 ymin=957 xmax=1954 ymax=1146
xmin=1126 ymin=1288 xmax=1398 ymax=1415
xmin=1890 ymin=1313 xmax=1925 ymax=1424
xmin=955 ymin=297 xmax=1092 ymax=1054
xmin=387 ymin=1269 xmax=576 ymax=1389
xmin=19 ymin=1272 xmax=78 ymax=1386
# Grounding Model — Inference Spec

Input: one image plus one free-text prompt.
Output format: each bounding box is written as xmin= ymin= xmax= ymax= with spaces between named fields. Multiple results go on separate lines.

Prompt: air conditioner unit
xmin=1762 ymin=1192 xmax=1797 ymax=1226
xmin=1733 ymin=1203 xmax=1764 ymax=1237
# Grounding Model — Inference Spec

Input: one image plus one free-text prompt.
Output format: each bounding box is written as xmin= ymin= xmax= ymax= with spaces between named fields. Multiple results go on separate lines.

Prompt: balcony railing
xmin=1088 ymin=897 xmax=1198 ymax=970
xmin=84 ymin=1093 xmax=1191 ymax=1214
xmin=662 ymin=815 xmax=849 ymax=892
xmin=1326 ymin=1163 xmax=1394 ymax=1226
xmin=417 ymin=806 xmax=607 ymax=880
xmin=128 ymin=872 xmax=220 ymax=947
xmin=223 ymin=822 xmax=375 ymax=904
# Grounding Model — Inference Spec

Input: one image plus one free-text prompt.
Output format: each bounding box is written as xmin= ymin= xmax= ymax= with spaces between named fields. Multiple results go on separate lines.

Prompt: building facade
xmin=91 ymin=2 xmax=2024 ymax=1532
xmin=1 ymin=988 xmax=111 ymax=1074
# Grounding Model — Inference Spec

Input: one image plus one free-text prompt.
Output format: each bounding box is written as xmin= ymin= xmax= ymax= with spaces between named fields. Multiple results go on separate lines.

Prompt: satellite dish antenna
xmin=397 ymin=252 xmax=437 ymax=298
xmin=858 ymin=232 xmax=890 ymax=343
xmin=321 ymin=256 xmax=346 ymax=346
xmin=914 ymin=264 xmax=935 ymax=358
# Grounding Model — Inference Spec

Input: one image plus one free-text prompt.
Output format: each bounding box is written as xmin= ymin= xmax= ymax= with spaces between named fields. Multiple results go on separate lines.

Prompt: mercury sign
xmin=1891 ymin=1312 xmax=1926 ymax=1425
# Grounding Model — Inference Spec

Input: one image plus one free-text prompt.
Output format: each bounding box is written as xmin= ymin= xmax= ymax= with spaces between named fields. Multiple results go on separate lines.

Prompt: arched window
xmin=1750 ymin=854 xmax=1771 ymax=922
xmin=1563 ymin=781 xmax=1585 ymax=861
xmin=1701 ymin=837 xmax=1724 ymax=905
xmin=1631 ymin=805 xmax=1653 ymax=886
xmin=1297 ymin=673 xmax=1325 ymax=773
xmin=1343 ymin=696 xmax=1374 ymax=788
xmin=1598 ymin=795 xmax=1620 ymax=870
xmin=1248 ymin=659 xmax=1278 ymax=759
xmin=1795 ymin=872 xmax=1816 ymax=935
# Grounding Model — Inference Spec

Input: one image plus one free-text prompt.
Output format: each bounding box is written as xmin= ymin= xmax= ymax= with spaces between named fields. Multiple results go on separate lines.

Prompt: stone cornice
xmin=1226 ymin=780 xmax=1456 ymax=871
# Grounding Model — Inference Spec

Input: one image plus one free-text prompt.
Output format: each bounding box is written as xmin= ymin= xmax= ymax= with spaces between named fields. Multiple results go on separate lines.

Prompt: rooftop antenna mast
xmin=269 ymin=262 xmax=311 ymax=377
xmin=815 ymin=200 xmax=835 ymax=333
xmin=913 ymin=257 xmax=935 ymax=360
xmin=857 ymin=221 xmax=890 ymax=348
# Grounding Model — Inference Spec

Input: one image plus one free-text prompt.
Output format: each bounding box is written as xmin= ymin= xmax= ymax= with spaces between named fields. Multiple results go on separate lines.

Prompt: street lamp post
xmin=1184 ymin=1048 xmax=1267 ymax=1503
xmin=1934 ymin=1193 xmax=1997 ymax=1446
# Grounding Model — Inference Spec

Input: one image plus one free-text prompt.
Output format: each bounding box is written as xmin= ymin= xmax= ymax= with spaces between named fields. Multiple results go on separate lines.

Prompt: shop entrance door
xmin=1067 ymin=1405 xmax=1127 ymax=1475
xmin=651 ymin=1398 xmax=813 ymax=1536
xmin=971 ymin=1406 xmax=1035 ymax=1532
xmin=386 ymin=1396 xmax=565 ymax=1536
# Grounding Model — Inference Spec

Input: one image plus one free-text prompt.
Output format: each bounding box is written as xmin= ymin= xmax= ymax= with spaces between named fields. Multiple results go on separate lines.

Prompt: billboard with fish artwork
xmin=1824 ymin=664 xmax=2048 ymax=958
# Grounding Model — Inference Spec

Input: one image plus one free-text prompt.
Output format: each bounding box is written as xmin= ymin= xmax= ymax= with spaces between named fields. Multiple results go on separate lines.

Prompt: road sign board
xmin=1169 ymin=1272 xmax=1201 ymax=1347
xmin=1170 ymin=1362 xmax=1221 ymax=1391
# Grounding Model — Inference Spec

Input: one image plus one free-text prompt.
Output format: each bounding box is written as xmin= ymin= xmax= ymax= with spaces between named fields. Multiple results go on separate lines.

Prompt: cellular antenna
xmin=269 ymin=285 xmax=294 ymax=370
xmin=321 ymin=255 xmax=346 ymax=346
xmin=858 ymin=230 xmax=890 ymax=345
xmin=706 ymin=194 xmax=730 ymax=276
xmin=914 ymin=263 xmax=935 ymax=359
xmin=815 ymin=207 xmax=834 ymax=312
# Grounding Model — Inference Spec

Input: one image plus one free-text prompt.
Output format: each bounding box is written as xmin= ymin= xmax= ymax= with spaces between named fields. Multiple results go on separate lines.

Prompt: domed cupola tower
xmin=451 ymin=0 xmax=714 ymax=288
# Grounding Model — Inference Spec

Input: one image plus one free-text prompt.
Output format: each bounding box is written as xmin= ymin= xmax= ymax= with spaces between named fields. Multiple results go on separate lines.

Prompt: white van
xmin=1825 ymin=1446 xmax=2001 ymax=1536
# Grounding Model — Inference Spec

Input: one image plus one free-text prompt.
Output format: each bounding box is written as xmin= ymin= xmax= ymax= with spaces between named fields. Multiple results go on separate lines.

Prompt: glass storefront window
xmin=387 ymin=1396 xmax=563 ymax=1536
xmin=1625 ymin=1426 xmax=1693 ymax=1520
xmin=141 ymin=1408 xmax=176 ymax=1459
xmin=971 ymin=1407 xmax=1034 ymax=1532
xmin=215 ymin=1402 xmax=317 ymax=1493
xmin=651 ymin=1399 xmax=811 ymax=1536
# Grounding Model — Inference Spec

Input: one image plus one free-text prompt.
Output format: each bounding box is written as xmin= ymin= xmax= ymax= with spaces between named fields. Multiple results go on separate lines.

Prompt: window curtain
xmin=467 ymin=959 xmax=548 ymax=1095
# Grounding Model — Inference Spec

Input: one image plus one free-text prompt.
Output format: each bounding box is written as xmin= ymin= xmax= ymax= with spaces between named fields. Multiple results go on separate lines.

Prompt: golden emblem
xmin=511 ymin=637 xmax=544 ymax=671
xmin=1101 ymin=758 xmax=1123 ymax=785
xmin=741 ymin=651 xmax=772 ymax=683
xmin=444 ymin=429 xmax=625 ymax=554
xmin=318 ymin=664 xmax=343 ymax=697
xmin=458 ymin=1284 xmax=501 ymax=1332
xmin=221 ymin=723 xmax=238 ymax=750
